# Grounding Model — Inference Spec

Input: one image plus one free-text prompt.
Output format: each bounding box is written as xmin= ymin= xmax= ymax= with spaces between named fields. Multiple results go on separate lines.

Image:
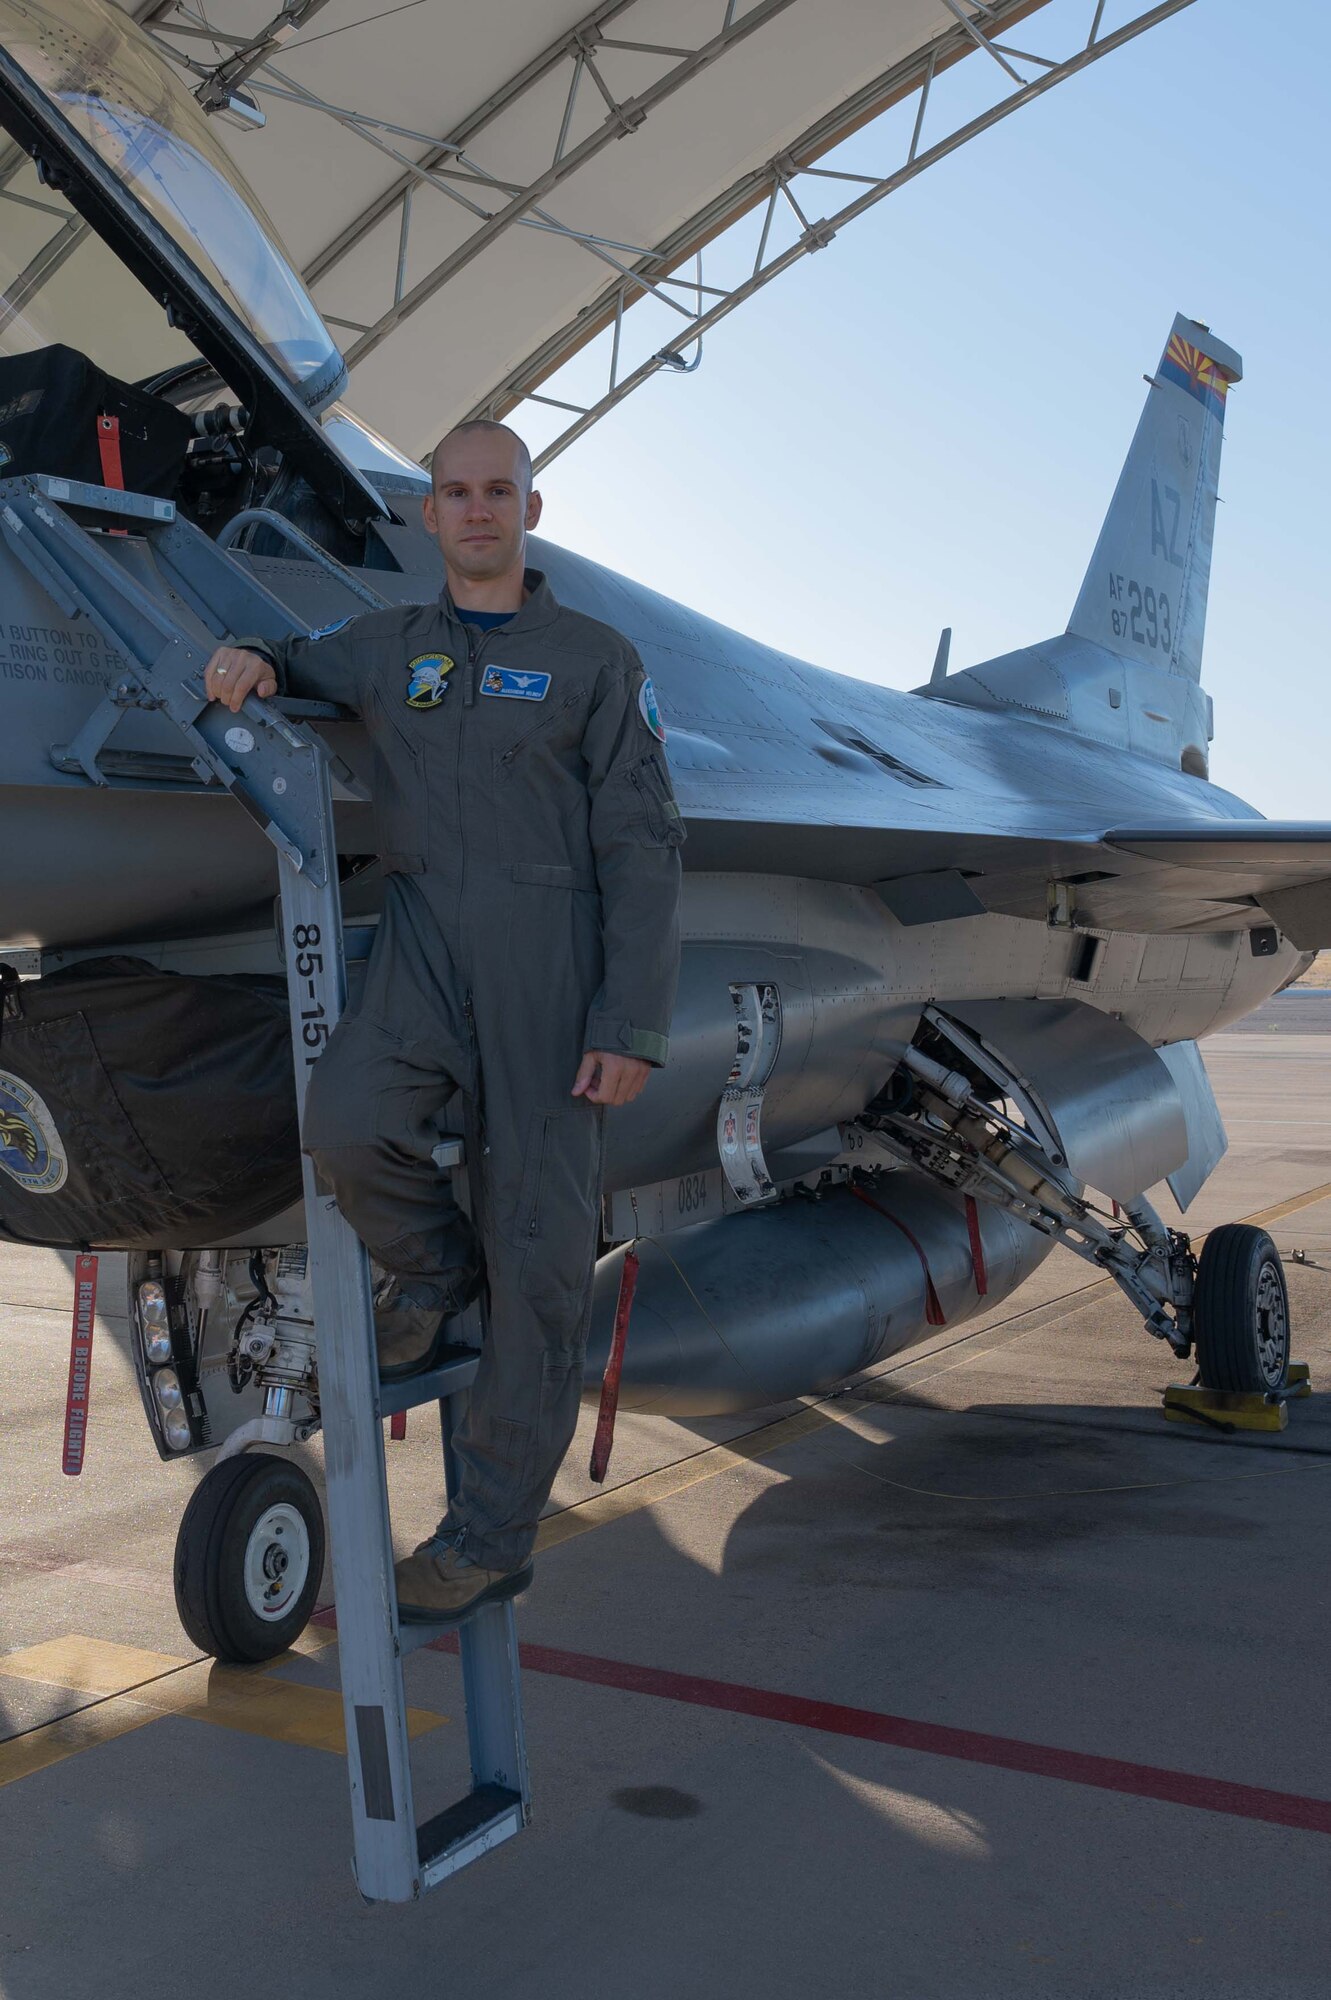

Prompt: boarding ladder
xmin=0 ymin=474 xmax=530 ymax=1901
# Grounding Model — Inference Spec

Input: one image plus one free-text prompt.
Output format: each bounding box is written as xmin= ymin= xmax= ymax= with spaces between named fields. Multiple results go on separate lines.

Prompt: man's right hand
xmin=204 ymin=645 xmax=278 ymax=714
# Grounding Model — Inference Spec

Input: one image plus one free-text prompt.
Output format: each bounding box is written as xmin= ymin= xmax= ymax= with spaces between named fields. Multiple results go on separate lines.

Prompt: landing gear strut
xmin=174 ymin=1452 xmax=325 ymax=1664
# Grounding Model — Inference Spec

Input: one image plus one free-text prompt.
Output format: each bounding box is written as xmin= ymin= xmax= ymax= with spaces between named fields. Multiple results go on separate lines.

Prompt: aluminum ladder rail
xmin=0 ymin=475 xmax=531 ymax=1900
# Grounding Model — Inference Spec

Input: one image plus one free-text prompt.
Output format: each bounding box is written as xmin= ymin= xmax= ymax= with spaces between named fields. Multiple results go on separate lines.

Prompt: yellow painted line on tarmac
xmin=0 ymin=1634 xmax=445 ymax=1787
xmin=537 ymin=1404 xmax=831 ymax=1551
xmin=1241 ymin=1181 xmax=1331 ymax=1230
xmin=537 ymin=1179 xmax=1331 ymax=1553
xmin=0 ymin=1693 xmax=159 ymax=1788
xmin=0 ymin=1634 xmax=185 ymax=1693
xmin=537 ymin=1312 xmax=1058 ymax=1553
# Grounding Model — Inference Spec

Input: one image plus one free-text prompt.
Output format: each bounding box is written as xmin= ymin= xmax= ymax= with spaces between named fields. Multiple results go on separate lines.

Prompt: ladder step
xmin=30 ymin=472 xmax=176 ymax=524
xmin=417 ymin=1784 xmax=526 ymax=1888
xmin=399 ymin=1608 xmax=477 ymax=1656
xmin=378 ymin=1345 xmax=479 ymax=1417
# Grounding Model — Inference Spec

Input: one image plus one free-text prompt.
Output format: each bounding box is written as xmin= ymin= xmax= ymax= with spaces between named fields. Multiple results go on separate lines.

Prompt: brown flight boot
xmin=373 ymin=1270 xmax=480 ymax=1383
xmin=395 ymin=1541 xmax=533 ymax=1624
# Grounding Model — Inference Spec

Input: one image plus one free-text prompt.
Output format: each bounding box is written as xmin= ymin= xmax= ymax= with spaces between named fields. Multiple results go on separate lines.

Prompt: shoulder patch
xmin=637 ymin=674 xmax=666 ymax=743
xmin=308 ymin=616 xmax=353 ymax=643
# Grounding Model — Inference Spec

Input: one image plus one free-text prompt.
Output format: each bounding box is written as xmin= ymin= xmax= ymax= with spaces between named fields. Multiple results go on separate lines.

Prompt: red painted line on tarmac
xmin=311 ymin=1606 xmax=1331 ymax=1835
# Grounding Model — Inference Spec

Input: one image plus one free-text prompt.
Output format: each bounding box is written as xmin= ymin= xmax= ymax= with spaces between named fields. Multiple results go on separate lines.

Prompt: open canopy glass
xmin=0 ymin=0 xmax=343 ymax=407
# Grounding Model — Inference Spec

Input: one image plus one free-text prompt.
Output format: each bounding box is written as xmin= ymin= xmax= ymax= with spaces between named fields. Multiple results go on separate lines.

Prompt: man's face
xmin=423 ymin=432 xmax=542 ymax=584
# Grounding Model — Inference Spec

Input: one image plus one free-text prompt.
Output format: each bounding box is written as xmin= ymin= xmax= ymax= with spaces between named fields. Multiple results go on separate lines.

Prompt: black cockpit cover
xmin=0 ymin=959 xmax=301 ymax=1249
xmin=0 ymin=346 xmax=194 ymax=497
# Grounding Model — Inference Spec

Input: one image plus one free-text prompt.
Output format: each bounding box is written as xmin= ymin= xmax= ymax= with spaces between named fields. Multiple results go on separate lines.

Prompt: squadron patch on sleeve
xmin=308 ymin=616 xmax=353 ymax=643
xmin=405 ymin=653 xmax=456 ymax=708
xmin=638 ymin=674 xmax=666 ymax=743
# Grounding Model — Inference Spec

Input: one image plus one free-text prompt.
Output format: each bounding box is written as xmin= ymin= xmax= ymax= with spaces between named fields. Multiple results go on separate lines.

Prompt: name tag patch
xmin=482 ymin=667 xmax=550 ymax=702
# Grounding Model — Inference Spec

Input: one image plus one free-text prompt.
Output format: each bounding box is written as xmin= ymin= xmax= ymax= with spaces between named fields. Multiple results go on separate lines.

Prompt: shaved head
xmin=431 ymin=420 xmax=532 ymax=493
xmin=423 ymin=419 xmax=542 ymax=605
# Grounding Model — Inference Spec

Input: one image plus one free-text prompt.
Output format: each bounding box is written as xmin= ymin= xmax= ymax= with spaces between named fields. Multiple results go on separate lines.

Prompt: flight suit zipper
xmin=463 ymin=625 xmax=480 ymax=708
xmin=455 ymin=621 xmax=481 ymax=940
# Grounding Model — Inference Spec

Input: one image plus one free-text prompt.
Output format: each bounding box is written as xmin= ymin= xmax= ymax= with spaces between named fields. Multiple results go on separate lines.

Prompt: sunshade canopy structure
xmin=133 ymin=0 xmax=1191 ymax=462
xmin=2 ymin=0 xmax=1193 ymax=467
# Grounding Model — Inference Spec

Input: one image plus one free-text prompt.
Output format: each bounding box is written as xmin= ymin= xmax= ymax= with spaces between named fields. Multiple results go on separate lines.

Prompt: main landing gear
xmin=1191 ymin=1223 xmax=1290 ymax=1395
xmin=856 ymin=1024 xmax=1298 ymax=1405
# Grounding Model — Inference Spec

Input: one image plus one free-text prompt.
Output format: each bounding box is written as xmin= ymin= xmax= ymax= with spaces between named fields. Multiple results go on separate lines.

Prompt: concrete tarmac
xmin=2 ymin=990 xmax=1330 ymax=1998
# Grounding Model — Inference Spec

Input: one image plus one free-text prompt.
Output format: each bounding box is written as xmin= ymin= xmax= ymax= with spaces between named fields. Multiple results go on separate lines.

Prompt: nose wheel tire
xmin=174 ymin=1452 xmax=326 ymax=1664
xmin=1192 ymin=1224 xmax=1290 ymax=1396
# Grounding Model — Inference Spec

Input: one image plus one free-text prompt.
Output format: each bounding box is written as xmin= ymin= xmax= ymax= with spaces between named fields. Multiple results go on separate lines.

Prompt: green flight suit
xmin=245 ymin=571 xmax=682 ymax=1566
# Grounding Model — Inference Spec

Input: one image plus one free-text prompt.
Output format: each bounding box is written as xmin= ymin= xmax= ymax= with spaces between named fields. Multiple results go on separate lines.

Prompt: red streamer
xmin=850 ymin=1185 xmax=946 ymax=1326
xmin=964 ymin=1194 xmax=988 ymax=1297
xmin=589 ymin=1247 xmax=639 ymax=1483
xmin=62 ymin=1253 xmax=98 ymax=1475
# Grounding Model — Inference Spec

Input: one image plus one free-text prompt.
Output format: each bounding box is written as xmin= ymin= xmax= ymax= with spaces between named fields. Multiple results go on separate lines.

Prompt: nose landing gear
xmin=174 ymin=1452 xmax=325 ymax=1664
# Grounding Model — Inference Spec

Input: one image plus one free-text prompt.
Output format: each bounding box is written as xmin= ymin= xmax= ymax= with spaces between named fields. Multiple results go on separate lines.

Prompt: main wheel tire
xmin=174 ymin=1453 xmax=325 ymax=1664
xmin=1193 ymin=1224 xmax=1290 ymax=1395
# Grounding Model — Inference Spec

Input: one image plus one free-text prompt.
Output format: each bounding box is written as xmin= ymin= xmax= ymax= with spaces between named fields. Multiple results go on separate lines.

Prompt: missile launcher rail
xmin=0 ymin=473 xmax=530 ymax=1902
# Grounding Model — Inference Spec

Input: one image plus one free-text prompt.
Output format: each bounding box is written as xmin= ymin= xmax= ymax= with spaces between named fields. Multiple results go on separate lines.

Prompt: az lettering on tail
xmin=1150 ymin=478 xmax=1185 ymax=568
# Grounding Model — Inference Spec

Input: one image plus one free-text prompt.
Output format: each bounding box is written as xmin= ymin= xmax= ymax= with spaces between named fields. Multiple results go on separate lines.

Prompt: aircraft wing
xmin=676 ymin=812 xmax=1331 ymax=947
xmin=1104 ymin=826 xmax=1331 ymax=949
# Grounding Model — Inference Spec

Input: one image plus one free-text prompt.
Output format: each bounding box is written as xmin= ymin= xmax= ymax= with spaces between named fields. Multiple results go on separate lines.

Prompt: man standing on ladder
xmin=202 ymin=422 xmax=684 ymax=1620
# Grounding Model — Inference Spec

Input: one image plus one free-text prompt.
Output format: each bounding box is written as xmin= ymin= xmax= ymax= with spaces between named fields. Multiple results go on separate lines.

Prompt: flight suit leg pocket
xmin=511 ymin=1103 xmax=604 ymax=1317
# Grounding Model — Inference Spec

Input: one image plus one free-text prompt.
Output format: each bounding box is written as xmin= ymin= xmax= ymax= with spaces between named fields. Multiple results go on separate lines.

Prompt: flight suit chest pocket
xmin=627 ymin=754 xmax=686 ymax=847
xmin=492 ymin=687 xmax=584 ymax=774
xmin=363 ymin=683 xmax=428 ymax=875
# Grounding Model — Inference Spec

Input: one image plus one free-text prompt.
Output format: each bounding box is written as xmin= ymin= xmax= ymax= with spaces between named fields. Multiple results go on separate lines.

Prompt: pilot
xmin=202 ymin=422 xmax=684 ymax=1621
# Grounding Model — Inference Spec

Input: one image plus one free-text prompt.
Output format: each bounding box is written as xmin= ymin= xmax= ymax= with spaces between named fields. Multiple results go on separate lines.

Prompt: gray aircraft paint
xmin=0 ymin=312 xmax=1323 ymax=1420
xmin=940 ymin=315 xmax=1240 ymax=778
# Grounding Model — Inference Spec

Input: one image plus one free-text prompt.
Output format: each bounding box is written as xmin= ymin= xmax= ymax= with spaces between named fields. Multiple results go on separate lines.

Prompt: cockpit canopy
xmin=0 ymin=0 xmax=412 ymax=526
xmin=0 ymin=0 xmax=342 ymax=404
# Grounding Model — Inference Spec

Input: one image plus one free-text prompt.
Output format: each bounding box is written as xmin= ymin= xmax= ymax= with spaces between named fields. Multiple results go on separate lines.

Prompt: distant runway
xmin=1227 ymin=988 xmax=1331 ymax=1034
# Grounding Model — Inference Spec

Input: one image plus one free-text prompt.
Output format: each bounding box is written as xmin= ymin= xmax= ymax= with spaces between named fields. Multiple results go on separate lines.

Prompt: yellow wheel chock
xmin=1163 ymin=1362 xmax=1311 ymax=1433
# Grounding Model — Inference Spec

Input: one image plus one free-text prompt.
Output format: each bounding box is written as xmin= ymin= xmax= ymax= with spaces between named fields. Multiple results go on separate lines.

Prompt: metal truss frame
xmin=0 ymin=132 xmax=90 ymax=330
xmin=135 ymin=0 xmax=803 ymax=360
xmin=123 ymin=0 xmax=1194 ymax=465
xmin=480 ymin=0 xmax=1197 ymax=468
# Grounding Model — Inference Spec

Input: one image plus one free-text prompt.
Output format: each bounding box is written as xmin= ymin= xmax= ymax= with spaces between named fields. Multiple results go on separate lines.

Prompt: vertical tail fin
xmin=1067 ymin=315 xmax=1241 ymax=684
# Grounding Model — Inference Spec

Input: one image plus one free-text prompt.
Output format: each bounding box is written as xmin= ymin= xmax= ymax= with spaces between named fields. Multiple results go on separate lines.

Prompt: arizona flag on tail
xmin=1159 ymin=329 xmax=1238 ymax=421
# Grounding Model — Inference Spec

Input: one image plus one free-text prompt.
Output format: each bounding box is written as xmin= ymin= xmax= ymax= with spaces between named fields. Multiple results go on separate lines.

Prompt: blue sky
xmin=538 ymin=0 xmax=1329 ymax=818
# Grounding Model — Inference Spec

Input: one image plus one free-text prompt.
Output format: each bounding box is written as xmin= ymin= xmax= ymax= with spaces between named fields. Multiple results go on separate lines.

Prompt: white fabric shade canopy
xmin=119 ymin=0 xmax=1082 ymax=458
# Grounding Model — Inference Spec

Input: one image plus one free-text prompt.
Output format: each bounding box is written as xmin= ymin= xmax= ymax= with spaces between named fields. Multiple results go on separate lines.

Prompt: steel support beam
xmin=312 ymin=0 xmax=800 ymax=369
xmin=0 ymin=215 xmax=90 ymax=334
xmin=469 ymin=0 xmax=1194 ymax=469
xmin=135 ymin=0 xmax=800 ymax=369
xmin=302 ymin=0 xmax=639 ymax=284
